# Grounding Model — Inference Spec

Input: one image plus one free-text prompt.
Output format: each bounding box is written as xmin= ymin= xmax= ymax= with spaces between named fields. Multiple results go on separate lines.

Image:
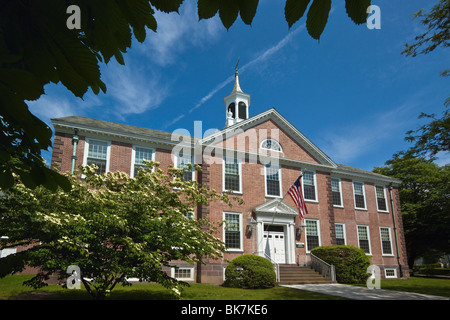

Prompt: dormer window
xmin=260 ymin=139 xmax=282 ymax=152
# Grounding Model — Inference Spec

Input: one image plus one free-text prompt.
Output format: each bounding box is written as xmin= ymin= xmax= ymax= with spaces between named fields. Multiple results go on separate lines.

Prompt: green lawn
xmin=1 ymin=275 xmax=448 ymax=300
xmin=0 ymin=275 xmax=344 ymax=300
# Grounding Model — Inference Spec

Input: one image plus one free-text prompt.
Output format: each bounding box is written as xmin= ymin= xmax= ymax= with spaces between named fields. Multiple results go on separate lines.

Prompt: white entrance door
xmin=263 ymin=231 xmax=286 ymax=264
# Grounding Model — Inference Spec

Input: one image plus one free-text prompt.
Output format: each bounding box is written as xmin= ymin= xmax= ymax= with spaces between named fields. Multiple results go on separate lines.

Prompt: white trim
xmin=260 ymin=138 xmax=283 ymax=153
xmin=171 ymin=266 xmax=195 ymax=281
xmin=131 ymin=145 xmax=155 ymax=177
xmin=331 ymin=177 xmax=344 ymax=208
xmin=352 ymin=181 xmax=367 ymax=210
xmin=264 ymin=164 xmax=283 ymax=198
xmin=335 ymin=223 xmax=347 ymax=245
xmin=379 ymin=227 xmax=394 ymax=256
xmin=384 ymin=268 xmax=398 ymax=279
xmin=223 ymin=211 xmax=243 ymax=252
xmin=375 ymin=185 xmax=389 ymax=213
xmin=305 ymin=219 xmax=321 ymax=253
xmin=83 ymin=138 xmax=111 ymax=173
xmin=302 ymin=170 xmax=318 ymax=203
xmin=0 ymin=247 xmax=16 ymax=258
xmin=357 ymin=225 xmax=372 ymax=255
xmin=222 ymin=156 xmax=242 ymax=194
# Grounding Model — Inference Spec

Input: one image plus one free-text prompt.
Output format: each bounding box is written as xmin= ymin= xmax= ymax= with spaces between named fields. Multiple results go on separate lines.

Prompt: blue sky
xmin=29 ymin=0 xmax=449 ymax=171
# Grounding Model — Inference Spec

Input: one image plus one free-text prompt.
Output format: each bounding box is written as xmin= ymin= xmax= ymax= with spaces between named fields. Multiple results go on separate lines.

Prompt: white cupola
xmin=224 ymin=69 xmax=250 ymax=127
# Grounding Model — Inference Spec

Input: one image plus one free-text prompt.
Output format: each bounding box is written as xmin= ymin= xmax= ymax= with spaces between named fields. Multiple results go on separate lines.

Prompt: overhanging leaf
xmin=345 ymin=0 xmax=371 ymax=25
xmin=285 ymin=0 xmax=311 ymax=29
xmin=198 ymin=0 xmax=219 ymax=20
xmin=237 ymin=0 xmax=259 ymax=25
xmin=306 ymin=0 xmax=331 ymax=40
xmin=219 ymin=0 xmax=239 ymax=30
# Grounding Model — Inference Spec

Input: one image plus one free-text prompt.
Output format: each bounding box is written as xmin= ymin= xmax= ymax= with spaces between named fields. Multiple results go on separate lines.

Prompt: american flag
xmin=288 ymin=175 xmax=308 ymax=218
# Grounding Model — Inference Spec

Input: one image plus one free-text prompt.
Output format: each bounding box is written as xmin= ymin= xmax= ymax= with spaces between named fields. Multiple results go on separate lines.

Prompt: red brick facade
xmin=45 ymin=108 xmax=409 ymax=284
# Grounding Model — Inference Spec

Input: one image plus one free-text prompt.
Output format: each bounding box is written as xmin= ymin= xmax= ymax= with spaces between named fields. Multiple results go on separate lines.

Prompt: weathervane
xmin=235 ymin=58 xmax=240 ymax=73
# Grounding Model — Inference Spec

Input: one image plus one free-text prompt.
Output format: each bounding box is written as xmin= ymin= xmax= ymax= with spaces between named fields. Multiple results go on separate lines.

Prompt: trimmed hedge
xmin=311 ymin=245 xmax=371 ymax=284
xmin=223 ymin=255 xmax=276 ymax=289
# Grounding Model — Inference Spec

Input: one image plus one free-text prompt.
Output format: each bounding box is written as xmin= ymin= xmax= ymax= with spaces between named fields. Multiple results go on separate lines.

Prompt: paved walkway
xmin=283 ymin=284 xmax=449 ymax=300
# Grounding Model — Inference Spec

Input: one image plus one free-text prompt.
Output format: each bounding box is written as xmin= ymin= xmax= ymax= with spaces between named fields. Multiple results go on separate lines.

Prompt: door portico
xmin=254 ymin=199 xmax=298 ymax=264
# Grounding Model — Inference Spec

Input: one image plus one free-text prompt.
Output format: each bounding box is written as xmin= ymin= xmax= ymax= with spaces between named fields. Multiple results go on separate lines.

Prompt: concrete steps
xmin=278 ymin=265 xmax=336 ymax=285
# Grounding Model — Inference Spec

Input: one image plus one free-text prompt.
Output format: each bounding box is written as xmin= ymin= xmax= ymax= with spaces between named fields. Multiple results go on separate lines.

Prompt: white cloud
xmin=319 ymin=101 xmax=420 ymax=164
xmin=102 ymin=61 xmax=168 ymax=118
xmin=141 ymin=1 xmax=223 ymax=66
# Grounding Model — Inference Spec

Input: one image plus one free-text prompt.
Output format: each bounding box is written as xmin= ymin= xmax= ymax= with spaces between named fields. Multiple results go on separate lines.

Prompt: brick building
xmin=48 ymin=71 xmax=409 ymax=284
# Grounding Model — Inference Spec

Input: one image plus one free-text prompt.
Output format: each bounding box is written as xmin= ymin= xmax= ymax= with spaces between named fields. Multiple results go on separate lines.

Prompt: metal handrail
xmin=253 ymin=251 xmax=280 ymax=282
xmin=310 ymin=252 xmax=336 ymax=281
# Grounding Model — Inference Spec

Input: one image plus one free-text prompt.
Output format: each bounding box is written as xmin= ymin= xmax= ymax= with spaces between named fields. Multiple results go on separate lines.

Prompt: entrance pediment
xmin=254 ymin=199 xmax=298 ymax=217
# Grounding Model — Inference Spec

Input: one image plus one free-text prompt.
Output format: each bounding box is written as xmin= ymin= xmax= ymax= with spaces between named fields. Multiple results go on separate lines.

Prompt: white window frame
xmin=222 ymin=156 xmax=243 ymax=194
xmin=352 ymin=181 xmax=367 ymax=210
xmin=0 ymin=247 xmax=17 ymax=258
xmin=375 ymin=185 xmax=389 ymax=213
xmin=260 ymin=138 xmax=283 ymax=153
xmin=83 ymin=138 xmax=111 ymax=174
xmin=335 ymin=223 xmax=346 ymax=245
xmin=305 ymin=219 xmax=321 ymax=253
xmin=384 ymin=268 xmax=398 ymax=279
xmin=131 ymin=145 xmax=155 ymax=177
xmin=331 ymin=177 xmax=344 ymax=208
xmin=171 ymin=266 xmax=195 ymax=281
xmin=174 ymin=150 xmax=196 ymax=182
xmin=264 ymin=164 xmax=282 ymax=198
xmin=223 ymin=212 xmax=243 ymax=252
xmin=357 ymin=225 xmax=372 ymax=255
xmin=379 ymin=227 xmax=394 ymax=256
xmin=302 ymin=170 xmax=318 ymax=203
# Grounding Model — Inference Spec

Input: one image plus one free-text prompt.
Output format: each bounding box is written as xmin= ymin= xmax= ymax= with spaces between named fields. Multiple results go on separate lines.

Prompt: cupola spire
xmin=224 ymin=60 xmax=250 ymax=127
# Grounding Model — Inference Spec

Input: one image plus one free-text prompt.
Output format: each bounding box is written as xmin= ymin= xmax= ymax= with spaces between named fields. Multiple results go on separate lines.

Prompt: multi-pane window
xmin=331 ymin=178 xmax=342 ymax=206
xmin=224 ymin=157 xmax=241 ymax=192
xmin=261 ymin=139 xmax=282 ymax=152
xmin=357 ymin=225 xmax=371 ymax=254
xmin=224 ymin=212 xmax=242 ymax=250
xmin=265 ymin=165 xmax=281 ymax=197
xmin=380 ymin=227 xmax=393 ymax=255
xmin=335 ymin=223 xmax=346 ymax=245
xmin=376 ymin=186 xmax=388 ymax=212
xmin=133 ymin=147 xmax=154 ymax=177
xmin=353 ymin=182 xmax=366 ymax=209
xmin=176 ymin=150 xmax=194 ymax=181
xmin=305 ymin=220 xmax=320 ymax=251
xmin=303 ymin=171 xmax=316 ymax=201
xmin=86 ymin=139 xmax=108 ymax=174
xmin=172 ymin=267 xmax=194 ymax=281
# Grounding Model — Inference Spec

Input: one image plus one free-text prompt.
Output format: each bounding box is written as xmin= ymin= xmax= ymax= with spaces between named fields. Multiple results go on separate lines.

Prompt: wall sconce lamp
xmin=296 ymin=221 xmax=306 ymax=239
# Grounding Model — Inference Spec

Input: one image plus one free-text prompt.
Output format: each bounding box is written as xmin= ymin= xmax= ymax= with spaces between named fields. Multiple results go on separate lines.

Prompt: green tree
xmin=0 ymin=162 xmax=239 ymax=299
xmin=373 ymin=156 xmax=450 ymax=268
xmin=0 ymin=0 xmax=370 ymax=191
xmin=401 ymin=0 xmax=449 ymax=160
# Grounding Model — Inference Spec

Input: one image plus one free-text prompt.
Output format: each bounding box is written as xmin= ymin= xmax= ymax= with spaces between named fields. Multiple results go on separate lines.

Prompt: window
xmin=171 ymin=267 xmax=194 ymax=281
xmin=0 ymin=247 xmax=16 ymax=258
xmin=223 ymin=156 xmax=242 ymax=192
xmin=238 ymin=101 xmax=247 ymax=119
xmin=132 ymin=146 xmax=154 ymax=177
xmin=331 ymin=178 xmax=343 ymax=207
xmin=260 ymin=139 xmax=282 ymax=152
xmin=357 ymin=225 xmax=371 ymax=254
xmin=380 ymin=227 xmax=394 ymax=256
xmin=176 ymin=150 xmax=194 ymax=182
xmin=85 ymin=139 xmax=110 ymax=174
xmin=303 ymin=171 xmax=317 ymax=201
xmin=375 ymin=185 xmax=388 ymax=212
xmin=353 ymin=181 xmax=366 ymax=209
xmin=385 ymin=268 xmax=397 ymax=278
xmin=265 ymin=165 xmax=281 ymax=197
xmin=335 ymin=223 xmax=346 ymax=245
xmin=305 ymin=219 xmax=320 ymax=252
xmin=224 ymin=212 xmax=242 ymax=251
